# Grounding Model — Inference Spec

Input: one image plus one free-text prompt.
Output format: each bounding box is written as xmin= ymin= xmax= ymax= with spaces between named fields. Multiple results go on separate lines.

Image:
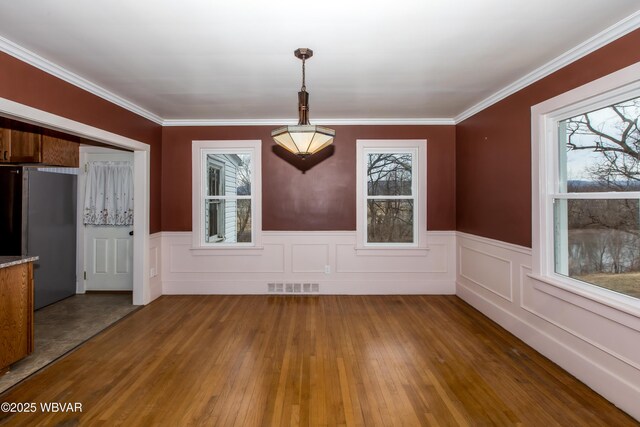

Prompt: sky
xmin=562 ymin=97 xmax=639 ymax=183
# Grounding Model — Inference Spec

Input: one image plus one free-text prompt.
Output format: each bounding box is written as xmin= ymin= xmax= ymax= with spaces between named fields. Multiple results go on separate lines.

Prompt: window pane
xmin=206 ymin=161 xmax=223 ymax=197
xmin=554 ymin=198 xmax=640 ymax=298
xmin=205 ymin=199 xmax=226 ymax=243
xmin=367 ymin=200 xmax=413 ymax=243
xmin=559 ymin=96 xmax=639 ymax=193
xmin=367 ymin=153 xmax=412 ymax=196
xmin=206 ymin=153 xmax=252 ymax=196
xmin=236 ymin=199 xmax=252 ymax=242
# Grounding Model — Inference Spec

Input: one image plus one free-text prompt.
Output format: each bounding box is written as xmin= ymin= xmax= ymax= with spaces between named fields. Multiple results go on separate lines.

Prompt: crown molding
xmin=2 ymin=7 xmax=639 ymax=130
xmin=0 ymin=35 xmax=163 ymax=125
xmin=454 ymin=10 xmax=640 ymax=124
xmin=162 ymin=118 xmax=455 ymax=126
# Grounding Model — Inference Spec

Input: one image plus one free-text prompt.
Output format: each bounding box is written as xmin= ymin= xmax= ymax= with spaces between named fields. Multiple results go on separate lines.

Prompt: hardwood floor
xmin=0 ymin=295 xmax=636 ymax=426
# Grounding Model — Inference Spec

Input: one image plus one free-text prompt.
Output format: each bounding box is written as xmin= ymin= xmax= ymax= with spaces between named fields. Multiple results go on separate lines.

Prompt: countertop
xmin=0 ymin=256 xmax=39 ymax=269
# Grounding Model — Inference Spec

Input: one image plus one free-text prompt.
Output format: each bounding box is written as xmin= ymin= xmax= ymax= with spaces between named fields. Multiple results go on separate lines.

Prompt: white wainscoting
xmin=157 ymin=230 xmax=455 ymax=295
xmin=148 ymin=232 xmax=162 ymax=302
xmin=456 ymin=232 xmax=640 ymax=421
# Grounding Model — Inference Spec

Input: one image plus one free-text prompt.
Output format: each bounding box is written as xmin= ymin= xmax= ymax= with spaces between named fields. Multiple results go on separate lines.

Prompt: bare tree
xmin=367 ymin=153 xmax=413 ymax=242
xmin=563 ymin=98 xmax=640 ymax=281
xmin=566 ymin=98 xmax=639 ymax=187
xmin=236 ymin=157 xmax=252 ymax=242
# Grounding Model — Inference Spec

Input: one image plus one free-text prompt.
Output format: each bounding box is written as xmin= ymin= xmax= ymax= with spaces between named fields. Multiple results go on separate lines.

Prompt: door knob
xmin=129 ymin=231 xmax=134 ymax=236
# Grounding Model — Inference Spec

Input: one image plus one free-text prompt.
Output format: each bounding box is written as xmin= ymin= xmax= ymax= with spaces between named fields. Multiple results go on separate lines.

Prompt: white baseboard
xmin=163 ymin=279 xmax=455 ymax=295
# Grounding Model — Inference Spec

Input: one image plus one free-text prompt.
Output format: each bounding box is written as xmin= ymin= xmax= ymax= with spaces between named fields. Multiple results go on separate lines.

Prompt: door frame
xmin=77 ymin=146 xmax=135 ymax=294
xmin=0 ymin=97 xmax=151 ymax=305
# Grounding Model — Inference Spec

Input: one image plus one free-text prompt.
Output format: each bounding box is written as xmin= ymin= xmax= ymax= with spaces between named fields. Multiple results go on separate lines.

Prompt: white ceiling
xmin=0 ymin=1 xmax=639 ymax=123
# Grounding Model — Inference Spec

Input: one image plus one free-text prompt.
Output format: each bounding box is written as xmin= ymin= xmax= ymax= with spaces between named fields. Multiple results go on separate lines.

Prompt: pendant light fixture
xmin=271 ymin=48 xmax=335 ymax=159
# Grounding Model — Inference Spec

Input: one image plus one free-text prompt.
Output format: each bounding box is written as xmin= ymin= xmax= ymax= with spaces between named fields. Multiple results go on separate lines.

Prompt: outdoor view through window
xmin=555 ymin=95 xmax=640 ymax=299
xmin=204 ymin=153 xmax=252 ymax=244
xmin=366 ymin=152 xmax=415 ymax=243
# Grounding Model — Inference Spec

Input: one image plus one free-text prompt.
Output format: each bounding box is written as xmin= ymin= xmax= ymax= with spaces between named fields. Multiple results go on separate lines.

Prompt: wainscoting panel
xmin=159 ymin=231 xmax=456 ymax=295
xmin=291 ymin=244 xmax=329 ymax=273
xmin=456 ymin=231 xmax=640 ymax=421
xmin=459 ymin=244 xmax=512 ymax=301
xmin=148 ymin=233 xmax=162 ymax=302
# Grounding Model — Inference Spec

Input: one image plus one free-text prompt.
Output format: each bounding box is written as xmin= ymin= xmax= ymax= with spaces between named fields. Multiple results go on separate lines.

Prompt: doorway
xmin=0 ymin=97 xmax=151 ymax=305
xmin=77 ymin=147 xmax=135 ymax=293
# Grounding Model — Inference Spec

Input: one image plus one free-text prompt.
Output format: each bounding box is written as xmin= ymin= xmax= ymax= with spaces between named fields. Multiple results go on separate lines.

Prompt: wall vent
xmin=267 ymin=282 xmax=319 ymax=294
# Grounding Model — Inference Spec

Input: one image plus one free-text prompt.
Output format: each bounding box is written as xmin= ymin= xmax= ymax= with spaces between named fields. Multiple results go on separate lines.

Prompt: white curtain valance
xmin=83 ymin=161 xmax=134 ymax=226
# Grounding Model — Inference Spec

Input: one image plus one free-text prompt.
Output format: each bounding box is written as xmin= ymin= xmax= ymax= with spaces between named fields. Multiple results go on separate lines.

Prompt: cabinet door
xmin=42 ymin=133 xmax=80 ymax=167
xmin=0 ymin=129 xmax=10 ymax=163
xmin=10 ymin=129 xmax=42 ymax=163
xmin=0 ymin=263 xmax=34 ymax=370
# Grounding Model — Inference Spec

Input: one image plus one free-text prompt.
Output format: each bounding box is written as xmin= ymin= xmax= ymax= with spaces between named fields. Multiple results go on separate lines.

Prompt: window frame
xmin=205 ymin=157 xmax=225 ymax=242
xmin=356 ymin=139 xmax=427 ymax=251
xmin=532 ymin=61 xmax=640 ymax=309
xmin=192 ymin=140 xmax=262 ymax=250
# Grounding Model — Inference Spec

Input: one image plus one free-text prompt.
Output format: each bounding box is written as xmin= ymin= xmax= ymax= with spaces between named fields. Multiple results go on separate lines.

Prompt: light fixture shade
xmin=271 ymin=124 xmax=335 ymax=157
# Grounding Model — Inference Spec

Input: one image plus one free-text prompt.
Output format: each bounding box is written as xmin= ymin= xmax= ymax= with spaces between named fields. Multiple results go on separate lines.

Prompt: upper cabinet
xmin=0 ymin=128 xmax=10 ymax=162
xmin=0 ymin=125 xmax=79 ymax=167
xmin=41 ymin=130 xmax=80 ymax=167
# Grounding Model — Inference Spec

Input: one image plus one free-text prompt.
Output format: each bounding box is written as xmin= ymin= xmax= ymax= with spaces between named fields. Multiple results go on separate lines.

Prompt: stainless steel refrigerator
xmin=0 ymin=166 xmax=77 ymax=309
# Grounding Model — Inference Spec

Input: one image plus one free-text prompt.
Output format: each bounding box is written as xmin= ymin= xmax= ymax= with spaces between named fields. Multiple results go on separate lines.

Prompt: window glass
xmin=367 ymin=153 xmax=413 ymax=196
xmin=367 ymin=200 xmax=414 ymax=243
xmin=555 ymin=95 xmax=640 ymax=299
xmin=364 ymin=150 xmax=416 ymax=244
xmin=560 ymin=97 xmax=639 ymax=193
xmin=203 ymin=152 xmax=252 ymax=244
xmin=554 ymin=199 xmax=640 ymax=298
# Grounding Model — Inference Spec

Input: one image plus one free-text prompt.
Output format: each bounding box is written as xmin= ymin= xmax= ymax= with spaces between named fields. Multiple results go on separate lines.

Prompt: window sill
xmin=190 ymin=245 xmax=265 ymax=256
xmin=526 ymin=273 xmax=640 ymax=319
xmin=354 ymin=246 xmax=430 ymax=257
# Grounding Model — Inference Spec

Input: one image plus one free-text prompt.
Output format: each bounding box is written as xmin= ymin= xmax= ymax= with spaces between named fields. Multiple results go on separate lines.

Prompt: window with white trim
xmin=533 ymin=64 xmax=640 ymax=302
xmin=192 ymin=140 xmax=262 ymax=248
xmin=356 ymin=140 xmax=426 ymax=248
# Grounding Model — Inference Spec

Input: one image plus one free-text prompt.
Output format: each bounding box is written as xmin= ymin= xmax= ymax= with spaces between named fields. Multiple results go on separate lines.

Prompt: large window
xmin=357 ymin=140 xmax=426 ymax=249
xmin=532 ymin=64 xmax=640 ymax=303
xmin=192 ymin=140 xmax=261 ymax=248
xmin=554 ymin=97 xmax=640 ymax=298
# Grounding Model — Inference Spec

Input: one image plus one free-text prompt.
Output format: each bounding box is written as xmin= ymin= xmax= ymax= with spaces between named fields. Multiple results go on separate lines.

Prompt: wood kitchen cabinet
xmin=41 ymin=130 xmax=80 ymax=167
xmin=0 ymin=128 xmax=11 ymax=162
xmin=4 ymin=126 xmax=42 ymax=163
xmin=0 ymin=260 xmax=34 ymax=374
xmin=0 ymin=126 xmax=79 ymax=167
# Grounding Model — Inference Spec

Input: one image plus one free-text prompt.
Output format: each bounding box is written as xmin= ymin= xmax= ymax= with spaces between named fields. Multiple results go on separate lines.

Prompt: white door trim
xmin=0 ymin=96 xmax=151 ymax=305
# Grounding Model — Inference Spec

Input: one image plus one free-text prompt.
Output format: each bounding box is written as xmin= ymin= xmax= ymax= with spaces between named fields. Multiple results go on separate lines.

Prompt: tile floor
xmin=0 ymin=293 xmax=138 ymax=394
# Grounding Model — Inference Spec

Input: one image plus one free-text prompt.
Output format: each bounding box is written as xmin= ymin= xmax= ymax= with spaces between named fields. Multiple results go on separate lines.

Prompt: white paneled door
xmin=86 ymin=224 xmax=133 ymax=290
xmin=83 ymin=150 xmax=134 ymax=291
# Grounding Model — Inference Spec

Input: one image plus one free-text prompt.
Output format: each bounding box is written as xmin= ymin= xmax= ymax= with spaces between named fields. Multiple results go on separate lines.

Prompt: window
xmin=192 ymin=140 xmax=262 ymax=248
xmin=532 ymin=63 xmax=640 ymax=303
xmin=206 ymin=158 xmax=225 ymax=241
xmin=356 ymin=140 xmax=426 ymax=249
xmin=554 ymin=97 xmax=640 ymax=299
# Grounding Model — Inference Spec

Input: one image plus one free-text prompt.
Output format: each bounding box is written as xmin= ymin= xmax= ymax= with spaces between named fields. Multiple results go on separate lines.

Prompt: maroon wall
xmin=0 ymin=52 xmax=162 ymax=233
xmin=456 ymin=29 xmax=640 ymax=248
xmin=161 ymin=125 xmax=455 ymax=231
